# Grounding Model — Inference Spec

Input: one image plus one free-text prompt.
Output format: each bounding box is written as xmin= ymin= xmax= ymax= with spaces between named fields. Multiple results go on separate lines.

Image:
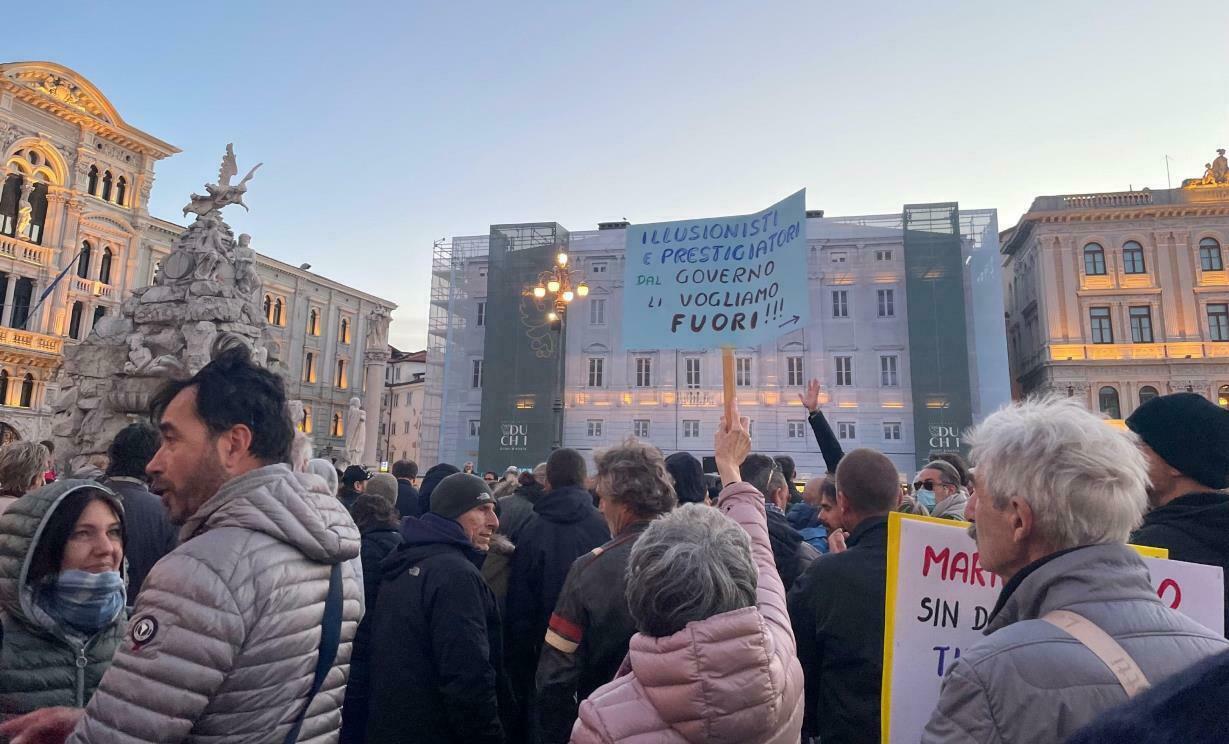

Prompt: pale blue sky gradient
xmin=6 ymin=0 xmax=1227 ymax=349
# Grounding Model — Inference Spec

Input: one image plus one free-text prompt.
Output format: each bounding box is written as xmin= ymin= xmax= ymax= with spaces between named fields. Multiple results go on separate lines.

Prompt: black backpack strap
xmin=284 ymin=561 xmax=344 ymax=744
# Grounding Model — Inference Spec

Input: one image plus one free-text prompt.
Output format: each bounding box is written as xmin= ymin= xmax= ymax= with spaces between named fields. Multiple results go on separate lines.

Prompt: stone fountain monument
xmin=51 ymin=144 xmax=283 ymax=471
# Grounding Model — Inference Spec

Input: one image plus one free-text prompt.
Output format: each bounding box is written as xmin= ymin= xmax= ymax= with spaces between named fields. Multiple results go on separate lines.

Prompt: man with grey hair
xmin=743 ymin=453 xmax=818 ymax=591
xmin=0 ymin=441 xmax=49 ymax=511
xmin=912 ymin=459 xmax=968 ymax=520
xmin=535 ymin=440 xmax=677 ymax=743
xmin=924 ymin=396 xmax=1229 ymax=743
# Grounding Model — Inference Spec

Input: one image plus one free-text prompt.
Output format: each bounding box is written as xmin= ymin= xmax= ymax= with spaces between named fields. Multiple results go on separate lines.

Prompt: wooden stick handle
xmin=722 ymin=347 xmax=736 ymax=428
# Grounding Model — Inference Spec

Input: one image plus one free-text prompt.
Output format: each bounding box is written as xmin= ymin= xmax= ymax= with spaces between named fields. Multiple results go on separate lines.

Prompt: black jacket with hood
xmin=504 ymin=484 xmax=610 ymax=731
xmin=1131 ymin=491 xmax=1229 ymax=631
xmin=364 ymin=513 xmax=514 ymax=744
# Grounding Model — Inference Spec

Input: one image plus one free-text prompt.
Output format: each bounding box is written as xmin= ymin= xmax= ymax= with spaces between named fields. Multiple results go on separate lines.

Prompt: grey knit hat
xmin=429 ymin=473 xmax=495 ymax=520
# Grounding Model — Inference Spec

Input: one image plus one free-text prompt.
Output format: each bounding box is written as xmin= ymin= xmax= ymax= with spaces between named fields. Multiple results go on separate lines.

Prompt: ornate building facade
xmin=1001 ymin=150 xmax=1229 ymax=420
xmin=0 ymin=61 xmax=395 ymax=459
xmin=378 ymin=347 xmax=426 ymax=467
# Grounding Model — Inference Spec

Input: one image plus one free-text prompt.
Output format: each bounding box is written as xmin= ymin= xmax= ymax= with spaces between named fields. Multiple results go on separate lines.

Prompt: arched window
xmin=77 ymin=241 xmax=92 ymax=279
xmin=68 ymin=301 xmax=83 ymax=340
xmin=263 ymin=295 xmax=272 ymax=321
xmin=87 ymin=165 xmax=98 ymax=196
xmin=1083 ymin=243 xmax=1106 ymax=276
xmin=0 ymin=173 xmax=22 ymax=236
xmin=101 ymin=170 xmax=113 ymax=201
xmin=99 ymin=248 xmax=113 ymax=284
xmin=309 ymin=308 xmax=319 ymax=336
xmin=0 ymin=370 xmax=8 ymax=405
xmin=332 ymin=413 xmax=343 ymax=438
xmin=1200 ymin=238 xmax=1224 ymax=272
xmin=1140 ymin=385 xmax=1159 ymax=406
xmin=1098 ymin=386 xmax=1121 ymax=419
xmin=1219 ymin=385 xmax=1229 ymax=410
xmin=340 ymin=317 xmax=349 ymax=344
xmin=273 ymin=298 xmax=283 ymax=326
xmin=92 ymin=306 xmax=106 ymax=331
xmin=115 ymin=176 xmax=127 ymax=206
xmin=19 ymin=374 xmax=33 ymax=408
xmin=28 ymin=183 xmax=48 ymax=244
xmin=1122 ymin=241 xmax=1146 ymax=274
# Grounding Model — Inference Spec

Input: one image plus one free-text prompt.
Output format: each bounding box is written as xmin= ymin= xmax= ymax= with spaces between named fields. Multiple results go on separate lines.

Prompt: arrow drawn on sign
xmin=778 ymin=314 xmax=800 ymax=328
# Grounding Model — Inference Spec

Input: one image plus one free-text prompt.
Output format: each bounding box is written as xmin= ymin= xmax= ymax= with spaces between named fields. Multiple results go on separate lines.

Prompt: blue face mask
xmin=36 ymin=569 xmax=125 ymax=637
xmin=916 ymin=488 xmax=937 ymax=510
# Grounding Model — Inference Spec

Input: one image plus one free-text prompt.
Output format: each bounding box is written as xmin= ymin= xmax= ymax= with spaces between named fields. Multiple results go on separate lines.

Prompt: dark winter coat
xmin=808 ymin=408 xmax=845 ymax=473
xmin=1067 ymin=647 xmax=1229 ymax=744
xmin=338 ymin=486 xmax=361 ymax=515
xmin=534 ymin=520 xmax=649 ymax=744
xmin=418 ymin=464 xmax=460 ymax=516
xmin=504 ymin=485 xmax=610 ymax=732
xmin=340 ymin=525 xmax=403 ymax=744
xmin=365 ymin=514 xmax=513 ymax=744
xmin=787 ymin=514 xmax=889 ymax=744
xmin=395 ymin=479 xmax=421 ymax=519
xmin=1130 ymin=491 xmax=1229 ymax=632
xmin=766 ymin=506 xmax=819 ymax=592
xmin=101 ymin=476 xmax=177 ymax=599
xmin=496 ymin=487 xmax=538 ymax=544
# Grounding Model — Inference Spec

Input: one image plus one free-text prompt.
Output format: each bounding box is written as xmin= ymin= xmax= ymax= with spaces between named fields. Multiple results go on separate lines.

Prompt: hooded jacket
xmin=0 ymin=480 xmax=127 ymax=713
xmin=341 ymin=524 xmax=403 ymax=743
xmin=69 ymin=464 xmax=363 ymax=744
xmin=365 ymin=513 xmax=514 ymax=744
xmin=505 ymin=485 xmax=610 ymax=729
xmin=570 ymin=482 xmax=805 ymax=744
xmin=923 ymin=543 xmax=1229 ymax=744
xmin=1131 ymin=491 xmax=1229 ymax=632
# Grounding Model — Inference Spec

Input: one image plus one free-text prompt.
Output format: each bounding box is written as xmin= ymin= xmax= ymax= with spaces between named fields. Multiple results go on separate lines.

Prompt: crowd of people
xmin=0 ymin=346 xmax=1227 ymax=743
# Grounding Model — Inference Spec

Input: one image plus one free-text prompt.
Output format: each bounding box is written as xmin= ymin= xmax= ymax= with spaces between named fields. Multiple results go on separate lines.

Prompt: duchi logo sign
xmin=928 ymin=424 xmax=961 ymax=451
xmin=500 ymin=423 xmax=529 ymax=451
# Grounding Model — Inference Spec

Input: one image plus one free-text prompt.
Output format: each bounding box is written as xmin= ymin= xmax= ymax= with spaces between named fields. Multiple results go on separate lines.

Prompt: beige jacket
xmin=70 ymin=464 xmax=362 ymax=743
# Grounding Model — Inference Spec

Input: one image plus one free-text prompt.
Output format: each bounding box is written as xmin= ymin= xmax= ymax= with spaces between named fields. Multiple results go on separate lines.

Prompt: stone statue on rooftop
xmin=1213 ymin=149 xmax=1228 ymax=184
xmin=183 ymin=143 xmax=262 ymax=217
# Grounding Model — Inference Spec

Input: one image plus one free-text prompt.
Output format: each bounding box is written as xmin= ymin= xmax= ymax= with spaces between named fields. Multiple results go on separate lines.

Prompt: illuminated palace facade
xmin=1002 ymin=155 xmax=1229 ymax=420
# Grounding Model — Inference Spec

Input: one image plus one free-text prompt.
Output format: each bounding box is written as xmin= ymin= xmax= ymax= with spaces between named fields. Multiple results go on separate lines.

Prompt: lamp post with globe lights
xmin=530 ymin=248 xmax=589 ymax=450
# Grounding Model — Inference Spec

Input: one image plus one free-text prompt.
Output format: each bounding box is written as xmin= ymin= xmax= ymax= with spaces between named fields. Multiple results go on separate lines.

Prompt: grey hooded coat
xmin=69 ymin=464 xmax=363 ymax=743
xmin=922 ymin=543 xmax=1229 ymax=744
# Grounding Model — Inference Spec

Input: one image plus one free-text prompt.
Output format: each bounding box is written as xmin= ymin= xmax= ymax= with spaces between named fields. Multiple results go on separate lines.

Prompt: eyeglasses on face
xmin=912 ymin=479 xmax=954 ymax=492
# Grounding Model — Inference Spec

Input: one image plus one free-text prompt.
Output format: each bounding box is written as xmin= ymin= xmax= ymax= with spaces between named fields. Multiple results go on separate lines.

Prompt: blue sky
xmin=6 ymin=0 xmax=1226 ymax=350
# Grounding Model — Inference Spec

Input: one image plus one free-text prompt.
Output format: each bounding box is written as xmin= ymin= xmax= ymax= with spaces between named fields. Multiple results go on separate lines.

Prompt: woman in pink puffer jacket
xmin=571 ymin=413 xmax=804 ymax=743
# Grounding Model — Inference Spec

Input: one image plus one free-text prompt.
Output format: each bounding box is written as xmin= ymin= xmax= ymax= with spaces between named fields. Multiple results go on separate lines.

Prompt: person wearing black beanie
xmin=1127 ymin=391 xmax=1229 ymax=632
xmin=416 ymin=463 xmax=461 ymax=517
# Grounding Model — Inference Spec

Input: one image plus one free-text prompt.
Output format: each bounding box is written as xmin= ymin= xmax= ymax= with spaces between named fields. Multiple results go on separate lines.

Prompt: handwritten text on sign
xmin=621 ymin=190 xmax=809 ymax=349
xmin=881 ymin=513 xmax=1224 ymax=744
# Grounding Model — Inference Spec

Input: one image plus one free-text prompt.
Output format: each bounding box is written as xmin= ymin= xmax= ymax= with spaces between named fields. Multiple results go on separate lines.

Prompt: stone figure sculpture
xmin=1214 ymin=149 xmax=1228 ymax=184
xmin=287 ymin=399 xmax=306 ymax=430
xmin=123 ymin=334 xmax=153 ymax=373
xmin=15 ymin=181 xmax=34 ymax=239
xmin=344 ymin=397 xmax=366 ymax=466
xmin=184 ymin=321 xmax=218 ymax=374
xmin=183 ymin=143 xmax=262 ymax=217
xmin=366 ymin=307 xmax=390 ymax=350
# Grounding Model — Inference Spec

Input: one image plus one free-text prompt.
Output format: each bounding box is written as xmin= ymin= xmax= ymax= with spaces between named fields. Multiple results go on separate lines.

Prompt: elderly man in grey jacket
xmin=0 ymin=345 xmax=362 ymax=744
xmin=923 ymin=396 xmax=1229 ymax=744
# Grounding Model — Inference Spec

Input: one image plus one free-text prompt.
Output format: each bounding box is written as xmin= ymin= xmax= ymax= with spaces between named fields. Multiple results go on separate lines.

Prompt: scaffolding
xmin=420 ymin=235 xmax=489 ymax=467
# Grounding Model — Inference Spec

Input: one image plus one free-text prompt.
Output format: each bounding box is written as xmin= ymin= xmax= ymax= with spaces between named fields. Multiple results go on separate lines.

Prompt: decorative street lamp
xmin=530 ymin=248 xmax=589 ymax=449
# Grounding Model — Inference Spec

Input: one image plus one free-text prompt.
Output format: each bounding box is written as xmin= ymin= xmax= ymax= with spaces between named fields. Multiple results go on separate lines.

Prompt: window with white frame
xmin=589 ymin=298 xmax=607 ymax=325
xmin=587 ymin=357 xmax=605 ymax=387
xmin=1209 ymin=303 xmax=1229 ymax=342
xmin=880 ymin=355 xmax=899 ymax=387
xmin=832 ymin=290 xmax=849 ymax=318
xmin=735 ymin=357 xmax=752 ymax=387
xmin=472 ymin=359 xmax=484 ymax=388
xmin=587 ymin=419 xmax=603 ymax=438
xmin=468 ymin=420 xmax=480 ymax=438
xmin=884 ymin=422 xmax=902 ymax=441
xmin=476 ymin=301 xmax=485 ymax=327
xmin=633 ymin=419 xmax=650 ymax=438
xmin=787 ymin=356 xmax=804 ymax=386
xmin=591 ymin=262 xmax=608 ymax=274
xmin=787 ymin=421 xmax=806 ymax=439
xmin=875 ymin=249 xmax=893 ymax=262
xmin=635 ymin=357 xmax=652 ymax=387
xmin=829 ymin=251 xmax=847 ymax=264
xmin=835 ymin=356 xmax=853 ymax=386
xmin=683 ymin=420 xmax=700 ymax=438
xmin=877 ymin=289 xmax=895 ymax=318
xmin=837 ymin=422 xmax=856 ymax=440
xmin=685 ymin=357 xmax=701 ymax=389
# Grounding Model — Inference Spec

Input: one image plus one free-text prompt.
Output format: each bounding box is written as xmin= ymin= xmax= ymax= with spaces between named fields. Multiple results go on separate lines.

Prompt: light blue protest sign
xmin=622 ymin=189 xmax=809 ymax=349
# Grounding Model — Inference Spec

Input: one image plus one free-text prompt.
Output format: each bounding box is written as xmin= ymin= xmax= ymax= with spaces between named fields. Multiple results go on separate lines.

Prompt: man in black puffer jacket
xmin=505 ymin=449 xmax=610 ymax=739
xmin=742 ymin=454 xmax=819 ymax=591
xmin=365 ymin=474 xmax=515 ymax=744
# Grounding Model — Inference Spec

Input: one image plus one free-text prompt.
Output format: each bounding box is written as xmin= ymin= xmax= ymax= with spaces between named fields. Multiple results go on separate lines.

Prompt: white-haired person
xmin=571 ymin=403 xmax=803 ymax=743
xmin=0 ymin=441 xmax=50 ymax=512
xmin=923 ymin=396 xmax=1229 ymax=743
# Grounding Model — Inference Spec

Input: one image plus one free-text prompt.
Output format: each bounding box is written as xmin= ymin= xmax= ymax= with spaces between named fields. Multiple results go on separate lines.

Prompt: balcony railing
xmin=1049 ymin=342 xmax=1229 ymax=362
xmin=69 ymin=276 xmax=115 ymax=298
xmin=0 ymin=327 xmax=63 ymax=355
xmin=0 ymin=235 xmax=53 ymax=267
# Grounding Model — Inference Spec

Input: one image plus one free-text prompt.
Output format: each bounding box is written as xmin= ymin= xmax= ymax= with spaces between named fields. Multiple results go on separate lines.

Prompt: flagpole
xmin=20 ymin=247 xmax=84 ymax=332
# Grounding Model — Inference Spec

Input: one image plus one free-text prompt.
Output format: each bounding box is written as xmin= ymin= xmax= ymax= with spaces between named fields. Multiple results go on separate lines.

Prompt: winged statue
xmin=183 ymin=143 xmax=263 ymax=217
